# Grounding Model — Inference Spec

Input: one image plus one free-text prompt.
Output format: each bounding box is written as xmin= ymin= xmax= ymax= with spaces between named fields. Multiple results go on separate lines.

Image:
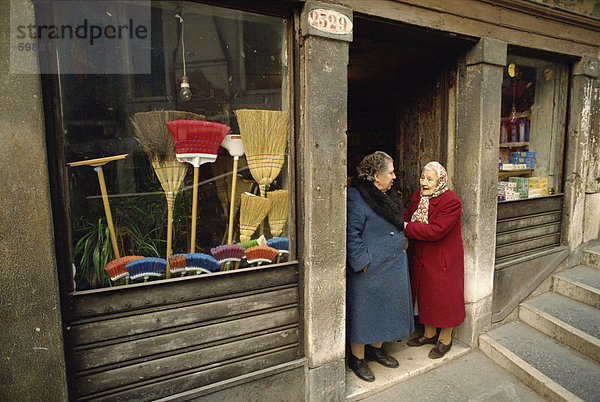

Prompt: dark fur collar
xmin=351 ymin=177 xmax=404 ymax=231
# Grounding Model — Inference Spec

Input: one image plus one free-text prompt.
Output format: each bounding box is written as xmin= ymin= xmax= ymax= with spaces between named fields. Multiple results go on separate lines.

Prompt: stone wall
xmin=0 ymin=0 xmax=69 ymax=400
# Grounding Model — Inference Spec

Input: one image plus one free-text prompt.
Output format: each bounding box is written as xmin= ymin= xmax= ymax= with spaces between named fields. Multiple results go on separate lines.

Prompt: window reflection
xmin=62 ymin=2 xmax=290 ymax=290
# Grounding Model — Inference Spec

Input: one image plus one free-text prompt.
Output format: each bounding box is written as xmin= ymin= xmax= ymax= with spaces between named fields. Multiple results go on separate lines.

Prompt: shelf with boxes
xmin=498 ymin=176 xmax=549 ymax=202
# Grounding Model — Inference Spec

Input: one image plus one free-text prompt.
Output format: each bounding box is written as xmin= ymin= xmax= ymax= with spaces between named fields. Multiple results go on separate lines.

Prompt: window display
xmin=497 ymin=55 xmax=567 ymax=202
xmin=60 ymin=2 xmax=291 ymax=290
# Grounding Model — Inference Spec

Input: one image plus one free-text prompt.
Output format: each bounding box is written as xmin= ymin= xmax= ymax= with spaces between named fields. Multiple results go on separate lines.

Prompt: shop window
xmin=55 ymin=2 xmax=291 ymax=290
xmin=497 ymin=55 xmax=567 ymax=202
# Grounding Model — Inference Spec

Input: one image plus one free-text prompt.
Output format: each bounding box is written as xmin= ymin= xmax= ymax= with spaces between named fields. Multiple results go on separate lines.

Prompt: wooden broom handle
xmin=190 ymin=166 xmax=199 ymax=253
xmin=227 ymin=157 xmax=239 ymax=245
xmin=67 ymin=154 xmax=128 ymax=260
xmin=96 ymin=166 xmax=120 ymax=259
xmin=166 ymin=207 xmax=173 ymax=279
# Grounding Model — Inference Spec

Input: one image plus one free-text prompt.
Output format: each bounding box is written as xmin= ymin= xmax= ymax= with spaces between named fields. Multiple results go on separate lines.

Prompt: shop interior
xmin=347 ymin=17 xmax=474 ymax=205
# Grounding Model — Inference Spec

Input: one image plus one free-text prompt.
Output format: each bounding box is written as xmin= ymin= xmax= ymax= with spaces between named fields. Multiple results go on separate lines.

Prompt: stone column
xmin=0 ymin=0 xmax=69 ymax=400
xmin=584 ymin=75 xmax=600 ymax=243
xmin=563 ymin=56 xmax=600 ymax=247
xmin=297 ymin=2 xmax=352 ymax=400
xmin=454 ymin=38 xmax=507 ymax=345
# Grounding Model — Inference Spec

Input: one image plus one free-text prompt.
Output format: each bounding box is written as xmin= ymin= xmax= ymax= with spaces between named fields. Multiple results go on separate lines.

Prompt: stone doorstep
xmin=519 ymin=293 xmax=600 ymax=361
xmin=345 ymin=339 xmax=471 ymax=401
xmin=481 ymin=321 xmax=600 ymax=402
xmin=553 ymin=265 xmax=600 ymax=309
xmin=582 ymin=245 xmax=600 ymax=270
xmin=479 ymin=333 xmax=582 ymax=402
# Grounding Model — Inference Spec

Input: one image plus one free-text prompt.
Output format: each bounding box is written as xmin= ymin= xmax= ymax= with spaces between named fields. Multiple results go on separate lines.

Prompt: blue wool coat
xmin=346 ymin=187 xmax=414 ymax=345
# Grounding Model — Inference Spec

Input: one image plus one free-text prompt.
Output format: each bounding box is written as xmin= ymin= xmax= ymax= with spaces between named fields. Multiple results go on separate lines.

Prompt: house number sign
xmin=307 ymin=9 xmax=353 ymax=35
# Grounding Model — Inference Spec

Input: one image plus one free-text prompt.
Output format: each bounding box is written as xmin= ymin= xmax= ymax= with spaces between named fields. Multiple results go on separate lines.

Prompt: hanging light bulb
xmin=180 ymin=75 xmax=192 ymax=102
xmin=176 ymin=13 xmax=191 ymax=102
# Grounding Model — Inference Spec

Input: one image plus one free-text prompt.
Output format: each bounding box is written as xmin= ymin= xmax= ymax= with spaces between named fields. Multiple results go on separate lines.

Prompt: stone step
xmin=345 ymin=339 xmax=470 ymax=401
xmin=520 ymin=292 xmax=600 ymax=361
xmin=553 ymin=265 xmax=600 ymax=309
xmin=582 ymin=245 xmax=600 ymax=270
xmin=480 ymin=321 xmax=600 ymax=402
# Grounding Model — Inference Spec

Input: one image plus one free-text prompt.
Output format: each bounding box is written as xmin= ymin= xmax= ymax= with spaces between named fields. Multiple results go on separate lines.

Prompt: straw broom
xmin=234 ymin=109 xmax=288 ymax=197
xmin=212 ymin=157 xmax=255 ymax=244
xmin=267 ymin=189 xmax=288 ymax=238
xmin=239 ymin=192 xmax=272 ymax=243
xmin=132 ymin=110 xmax=204 ymax=277
xmin=227 ymin=178 xmax=255 ymax=243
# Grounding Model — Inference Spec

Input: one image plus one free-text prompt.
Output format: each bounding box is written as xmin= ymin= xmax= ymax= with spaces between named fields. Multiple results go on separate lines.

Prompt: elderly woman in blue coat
xmin=347 ymin=151 xmax=414 ymax=382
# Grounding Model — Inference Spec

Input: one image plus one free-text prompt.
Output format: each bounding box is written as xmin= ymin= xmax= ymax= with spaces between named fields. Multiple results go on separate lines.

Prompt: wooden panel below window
xmin=67 ymin=263 xmax=301 ymax=400
xmin=495 ymin=195 xmax=563 ymax=264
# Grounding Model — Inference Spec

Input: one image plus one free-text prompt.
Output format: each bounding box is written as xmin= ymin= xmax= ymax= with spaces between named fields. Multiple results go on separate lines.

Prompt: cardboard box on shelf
xmin=528 ymin=177 xmax=549 ymax=196
xmin=500 ymin=163 xmax=528 ymax=171
xmin=510 ymin=151 xmax=536 ymax=158
xmin=508 ymin=177 xmax=529 ymax=198
xmin=508 ymin=157 xmax=534 ymax=168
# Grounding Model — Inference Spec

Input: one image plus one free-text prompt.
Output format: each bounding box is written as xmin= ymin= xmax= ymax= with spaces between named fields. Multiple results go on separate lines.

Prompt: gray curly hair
xmin=356 ymin=151 xmax=393 ymax=182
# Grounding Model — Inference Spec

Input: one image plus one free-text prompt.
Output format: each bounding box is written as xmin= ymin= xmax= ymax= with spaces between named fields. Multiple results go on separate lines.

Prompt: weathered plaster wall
xmin=0 ymin=1 xmax=68 ymax=400
xmin=529 ymin=0 xmax=600 ymax=19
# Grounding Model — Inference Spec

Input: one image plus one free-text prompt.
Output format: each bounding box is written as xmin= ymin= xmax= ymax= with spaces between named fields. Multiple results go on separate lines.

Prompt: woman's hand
xmin=404 ymin=221 xmax=408 ymax=229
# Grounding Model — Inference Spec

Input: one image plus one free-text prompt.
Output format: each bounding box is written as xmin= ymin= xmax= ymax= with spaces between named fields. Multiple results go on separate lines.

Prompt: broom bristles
xmin=132 ymin=110 xmax=205 ymax=162
xmin=267 ymin=189 xmax=288 ymax=238
xmin=152 ymin=160 xmax=188 ymax=209
xmin=239 ymin=192 xmax=272 ymax=242
xmin=234 ymin=109 xmax=288 ymax=195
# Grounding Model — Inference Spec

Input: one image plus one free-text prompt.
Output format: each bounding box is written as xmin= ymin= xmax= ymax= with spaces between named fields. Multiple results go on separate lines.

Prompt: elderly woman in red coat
xmin=403 ymin=161 xmax=465 ymax=359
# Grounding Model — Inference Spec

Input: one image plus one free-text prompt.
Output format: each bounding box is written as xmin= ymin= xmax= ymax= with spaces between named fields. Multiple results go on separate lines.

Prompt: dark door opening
xmin=347 ymin=17 xmax=474 ymax=205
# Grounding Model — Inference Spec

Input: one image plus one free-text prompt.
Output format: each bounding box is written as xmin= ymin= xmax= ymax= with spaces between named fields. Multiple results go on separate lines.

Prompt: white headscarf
xmin=410 ymin=162 xmax=449 ymax=224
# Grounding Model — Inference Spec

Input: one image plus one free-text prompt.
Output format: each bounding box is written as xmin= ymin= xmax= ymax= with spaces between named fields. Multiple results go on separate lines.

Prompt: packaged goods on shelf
xmin=498 ymin=181 xmax=517 ymax=189
xmin=510 ymin=151 xmax=536 ymax=158
xmin=500 ymin=163 xmax=528 ymax=171
xmin=498 ymin=190 xmax=519 ymax=201
xmin=509 ymin=177 xmax=529 ymax=198
xmin=528 ymin=177 xmax=549 ymax=197
xmin=528 ymin=188 xmax=546 ymax=198
xmin=497 ymin=181 xmax=519 ymax=201
xmin=508 ymin=156 xmax=534 ymax=169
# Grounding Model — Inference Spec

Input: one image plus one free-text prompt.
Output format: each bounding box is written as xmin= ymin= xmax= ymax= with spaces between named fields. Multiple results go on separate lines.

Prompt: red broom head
xmin=211 ymin=244 xmax=245 ymax=263
xmin=104 ymin=255 xmax=144 ymax=281
xmin=166 ymin=120 xmax=230 ymax=165
xmin=168 ymin=253 xmax=187 ymax=274
xmin=244 ymin=245 xmax=279 ymax=264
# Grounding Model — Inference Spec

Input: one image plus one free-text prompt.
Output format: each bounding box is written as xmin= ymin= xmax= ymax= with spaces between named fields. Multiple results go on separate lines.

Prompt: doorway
xmin=347 ymin=17 xmax=474 ymax=205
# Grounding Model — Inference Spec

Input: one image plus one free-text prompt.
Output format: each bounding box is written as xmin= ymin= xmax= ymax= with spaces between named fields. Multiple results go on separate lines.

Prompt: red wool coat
xmin=404 ymin=189 xmax=465 ymax=328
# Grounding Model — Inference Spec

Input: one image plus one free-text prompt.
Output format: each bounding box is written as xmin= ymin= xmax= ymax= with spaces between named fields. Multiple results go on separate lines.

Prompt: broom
xmin=222 ymin=178 xmax=255 ymax=245
xmin=166 ymin=120 xmax=230 ymax=253
xmin=132 ymin=110 xmax=204 ymax=278
xmin=220 ymin=133 xmax=245 ymax=244
xmin=239 ymin=192 xmax=272 ymax=243
xmin=68 ymin=154 xmax=129 ymax=261
xmin=267 ymin=189 xmax=288 ymax=238
xmin=234 ymin=109 xmax=288 ymax=197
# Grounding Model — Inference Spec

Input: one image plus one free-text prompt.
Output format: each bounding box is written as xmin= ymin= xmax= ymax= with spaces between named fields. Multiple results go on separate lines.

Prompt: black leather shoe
xmin=348 ymin=354 xmax=375 ymax=382
xmin=406 ymin=334 xmax=438 ymax=347
xmin=365 ymin=345 xmax=399 ymax=368
xmin=428 ymin=341 xmax=452 ymax=359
